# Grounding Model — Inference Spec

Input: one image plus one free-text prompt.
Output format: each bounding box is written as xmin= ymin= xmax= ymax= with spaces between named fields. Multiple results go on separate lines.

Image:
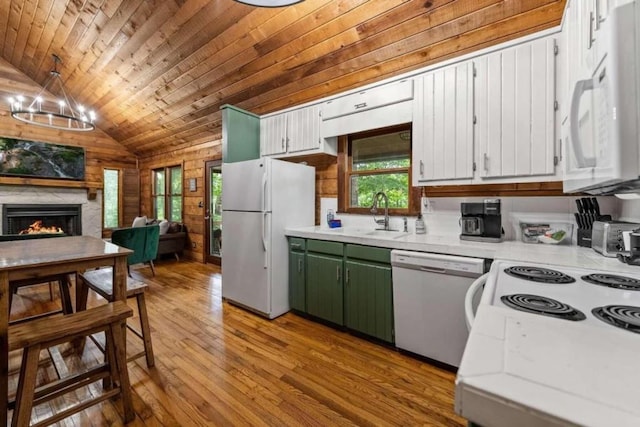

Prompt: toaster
xmin=592 ymin=221 xmax=640 ymax=257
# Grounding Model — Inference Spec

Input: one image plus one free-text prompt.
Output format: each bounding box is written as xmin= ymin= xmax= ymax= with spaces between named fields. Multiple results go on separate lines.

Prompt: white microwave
xmin=564 ymin=0 xmax=640 ymax=194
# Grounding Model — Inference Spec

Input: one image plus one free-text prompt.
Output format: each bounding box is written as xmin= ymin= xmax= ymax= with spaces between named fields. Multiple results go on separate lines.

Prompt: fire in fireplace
xmin=2 ymin=204 xmax=82 ymax=236
xmin=19 ymin=220 xmax=64 ymax=235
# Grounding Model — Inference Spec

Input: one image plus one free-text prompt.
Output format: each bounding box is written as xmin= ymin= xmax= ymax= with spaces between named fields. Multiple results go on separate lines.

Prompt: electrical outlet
xmin=422 ymin=197 xmax=434 ymax=214
xmin=192 ymin=242 xmax=197 ymax=248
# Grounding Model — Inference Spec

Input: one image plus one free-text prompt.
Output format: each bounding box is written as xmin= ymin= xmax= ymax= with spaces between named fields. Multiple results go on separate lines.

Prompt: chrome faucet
xmin=370 ymin=191 xmax=390 ymax=230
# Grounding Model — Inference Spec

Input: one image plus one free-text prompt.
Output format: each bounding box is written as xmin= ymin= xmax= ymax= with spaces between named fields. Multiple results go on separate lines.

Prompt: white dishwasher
xmin=391 ymin=250 xmax=486 ymax=368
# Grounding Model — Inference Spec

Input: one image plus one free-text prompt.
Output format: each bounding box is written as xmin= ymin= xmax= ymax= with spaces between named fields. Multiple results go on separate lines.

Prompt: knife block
xmin=577 ymin=228 xmax=592 ymax=248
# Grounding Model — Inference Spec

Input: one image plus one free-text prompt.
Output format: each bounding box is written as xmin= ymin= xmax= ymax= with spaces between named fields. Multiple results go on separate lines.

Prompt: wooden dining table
xmin=0 ymin=235 xmax=132 ymax=425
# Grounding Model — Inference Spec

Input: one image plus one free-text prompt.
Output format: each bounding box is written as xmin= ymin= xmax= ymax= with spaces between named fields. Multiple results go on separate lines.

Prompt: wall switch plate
xmin=192 ymin=242 xmax=197 ymax=248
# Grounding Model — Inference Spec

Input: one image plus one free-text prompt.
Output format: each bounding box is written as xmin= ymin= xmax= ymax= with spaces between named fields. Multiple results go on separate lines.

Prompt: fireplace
xmin=2 ymin=204 xmax=82 ymax=236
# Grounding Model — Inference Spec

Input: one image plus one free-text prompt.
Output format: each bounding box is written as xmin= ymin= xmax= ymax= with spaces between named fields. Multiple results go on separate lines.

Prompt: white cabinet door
xmin=475 ymin=36 xmax=556 ymax=179
xmin=286 ymin=104 xmax=321 ymax=153
xmin=260 ymin=113 xmax=287 ymax=156
xmin=413 ymin=62 xmax=474 ymax=184
xmin=322 ymin=79 xmax=413 ymax=120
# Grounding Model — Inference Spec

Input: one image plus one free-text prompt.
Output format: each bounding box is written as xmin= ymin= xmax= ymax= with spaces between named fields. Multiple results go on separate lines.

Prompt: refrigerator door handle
xmin=261 ymin=171 xmax=268 ymax=213
xmin=262 ymin=211 xmax=268 ymax=269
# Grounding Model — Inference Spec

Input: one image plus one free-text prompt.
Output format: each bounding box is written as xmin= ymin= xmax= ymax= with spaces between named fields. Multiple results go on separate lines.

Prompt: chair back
xmin=111 ymin=225 xmax=160 ymax=266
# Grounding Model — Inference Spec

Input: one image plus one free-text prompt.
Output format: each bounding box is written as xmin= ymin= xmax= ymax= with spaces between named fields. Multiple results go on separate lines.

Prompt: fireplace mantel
xmin=0 ymin=176 xmax=100 ymax=199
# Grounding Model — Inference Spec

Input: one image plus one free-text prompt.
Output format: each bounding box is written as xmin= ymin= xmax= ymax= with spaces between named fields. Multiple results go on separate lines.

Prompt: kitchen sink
xmin=364 ymin=230 xmax=410 ymax=239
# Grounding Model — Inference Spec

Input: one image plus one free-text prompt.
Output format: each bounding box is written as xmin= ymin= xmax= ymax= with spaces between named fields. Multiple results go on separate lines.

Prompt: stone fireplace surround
xmin=0 ymin=185 xmax=102 ymax=238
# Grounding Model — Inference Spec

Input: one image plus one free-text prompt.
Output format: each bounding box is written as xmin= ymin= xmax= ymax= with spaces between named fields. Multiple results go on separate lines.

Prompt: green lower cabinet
xmin=306 ymin=253 xmax=344 ymax=325
xmin=344 ymin=259 xmax=394 ymax=343
xmin=289 ymin=250 xmax=306 ymax=312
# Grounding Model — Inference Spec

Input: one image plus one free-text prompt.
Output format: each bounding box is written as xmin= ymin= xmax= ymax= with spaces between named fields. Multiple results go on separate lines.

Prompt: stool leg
xmin=111 ymin=320 xmax=134 ymax=422
xmin=12 ymin=345 xmax=41 ymax=427
xmin=149 ymin=260 xmax=156 ymax=276
xmin=59 ymin=276 xmax=74 ymax=315
xmin=72 ymin=276 xmax=90 ymax=352
xmin=136 ymin=293 xmax=155 ymax=367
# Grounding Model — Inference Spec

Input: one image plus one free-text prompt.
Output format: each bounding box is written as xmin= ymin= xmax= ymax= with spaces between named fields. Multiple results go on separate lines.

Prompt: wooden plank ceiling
xmin=0 ymin=0 xmax=565 ymax=157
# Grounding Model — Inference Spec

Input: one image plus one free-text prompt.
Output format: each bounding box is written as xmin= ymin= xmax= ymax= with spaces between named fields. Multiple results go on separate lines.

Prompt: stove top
xmin=485 ymin=261 xmax=640 ymax=333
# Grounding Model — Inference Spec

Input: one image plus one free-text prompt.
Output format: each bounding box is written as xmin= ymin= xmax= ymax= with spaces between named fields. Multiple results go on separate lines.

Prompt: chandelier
xmin=234 ymin=0 xmax=304 ymax=6
xmin=7 ymin=54 xmax=96 ymax=132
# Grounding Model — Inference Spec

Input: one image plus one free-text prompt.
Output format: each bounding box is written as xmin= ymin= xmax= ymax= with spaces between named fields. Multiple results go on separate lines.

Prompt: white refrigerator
xmin=221 ymin=157 xmax=315 ymax=319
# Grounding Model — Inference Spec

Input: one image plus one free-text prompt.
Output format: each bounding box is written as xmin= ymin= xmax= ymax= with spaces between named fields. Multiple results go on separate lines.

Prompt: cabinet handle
xmin=354 ymin=102 xmax=367 ymax=110
xmin=420 ymin=160 xmax=424 ymax=176
xmin=336 ymin=266 xmax=341 ymax=282
xmin=346 ymin=268 xmax=350 ymax=284
xmin=483 ymin=153 xmax=489 ymax=172
xmin=286 ymin=137 xmax=290 ymax=150
xmin=298 ymin=259 xmax=302 ymax=273
xmin=595 ymin=0 xmax=601 ymax=31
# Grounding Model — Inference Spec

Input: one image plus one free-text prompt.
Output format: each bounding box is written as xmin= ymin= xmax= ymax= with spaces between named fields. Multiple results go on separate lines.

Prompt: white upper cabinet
xmin=321 ymin=79 xmax=414 ymax=138
xmin=261 ymin=103 xmax=330 ymax=158
xmin=413 ymin=61 xmax=474 ymax=184
xmin=322 ymin=79 xmax=413 ymax=120
xmin=261 ymin=113 xmax=288 ymax=156
xmin=474 ymin=36 xmax=557 ymax=179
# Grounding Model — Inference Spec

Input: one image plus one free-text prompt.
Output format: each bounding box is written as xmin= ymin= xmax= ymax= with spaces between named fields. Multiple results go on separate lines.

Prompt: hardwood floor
xmin=8 ymin=260 xmax=466 ymax=426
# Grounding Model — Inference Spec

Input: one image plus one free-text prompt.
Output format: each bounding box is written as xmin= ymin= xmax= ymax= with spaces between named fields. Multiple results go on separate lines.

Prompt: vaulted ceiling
xmin=0 ymin=0 xmax=565 ymax=157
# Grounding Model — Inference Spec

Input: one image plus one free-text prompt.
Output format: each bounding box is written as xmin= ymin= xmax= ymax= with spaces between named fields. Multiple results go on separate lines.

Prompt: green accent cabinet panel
xmin=221 ymin=104 xmax=260 ymax=163
xmin=306 ymin=253 xmax=344 ymax=325
xmin=289 ymin=244 xmax=306 ymax=312
xmin=344 ymin=259 xmax=394 ymax=343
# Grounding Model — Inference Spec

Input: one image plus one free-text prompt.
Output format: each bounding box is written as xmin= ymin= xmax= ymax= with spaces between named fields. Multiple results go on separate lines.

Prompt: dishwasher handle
xmin=465 ymin=273 xmax=489 ymax=332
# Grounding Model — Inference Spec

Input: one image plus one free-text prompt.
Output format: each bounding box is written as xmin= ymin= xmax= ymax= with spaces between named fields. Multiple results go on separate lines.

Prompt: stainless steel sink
xmin=364 ymin=230 xmax=410 ymax=239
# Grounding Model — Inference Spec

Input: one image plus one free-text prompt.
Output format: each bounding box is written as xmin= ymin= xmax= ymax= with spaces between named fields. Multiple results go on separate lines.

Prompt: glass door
xmin=205 ymin=160 xmax=222 ymax=265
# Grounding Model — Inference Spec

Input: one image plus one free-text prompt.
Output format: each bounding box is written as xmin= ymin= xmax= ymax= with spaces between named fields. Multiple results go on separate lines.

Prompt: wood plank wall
xmin=138 ymin=142 xmax=221 ymax=263
xmin=0 ymin=57 xmax=136 ymax=195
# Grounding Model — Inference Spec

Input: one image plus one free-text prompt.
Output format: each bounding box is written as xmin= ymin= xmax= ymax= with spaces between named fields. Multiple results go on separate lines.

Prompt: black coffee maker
xmin=460 ymin=199 xmax=503 ymax=242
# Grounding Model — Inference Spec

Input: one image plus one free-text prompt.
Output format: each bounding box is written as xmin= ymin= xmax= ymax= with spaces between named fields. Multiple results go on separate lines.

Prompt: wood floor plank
xmin=8 ymin=260 xmax=465 ymax=426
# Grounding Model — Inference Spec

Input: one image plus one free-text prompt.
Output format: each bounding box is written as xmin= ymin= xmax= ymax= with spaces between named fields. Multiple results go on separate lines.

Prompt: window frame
xmin=102 ymin=168 xmax=122 ymax=230
xmin=337 ymin=123 xmax=420 ymax=216
xmin=151 ymin=165 xmax=183 ymax=222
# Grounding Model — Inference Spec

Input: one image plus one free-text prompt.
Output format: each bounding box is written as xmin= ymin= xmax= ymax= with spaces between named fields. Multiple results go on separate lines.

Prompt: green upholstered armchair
xmin=111 ymin=225 xmax=160 ymax=276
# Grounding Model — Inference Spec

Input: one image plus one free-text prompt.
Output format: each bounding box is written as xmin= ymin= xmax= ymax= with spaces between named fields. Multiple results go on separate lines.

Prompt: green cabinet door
xmin=306 ymin=253 xmax=343 ymax=325
xmin=289 ymin=250 xmax=306 ymax=312
xmin=221 ymin=104 xmax=260 ymax=163
xmin=344 ymin=259 xmax=394 ymax=343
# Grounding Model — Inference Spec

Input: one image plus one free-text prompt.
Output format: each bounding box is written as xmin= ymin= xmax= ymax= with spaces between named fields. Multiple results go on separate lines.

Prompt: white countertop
xmin=286 ymin=226 xmax=638 ymax=274
xmin=457 ymin=305 xmax=640 ymax=427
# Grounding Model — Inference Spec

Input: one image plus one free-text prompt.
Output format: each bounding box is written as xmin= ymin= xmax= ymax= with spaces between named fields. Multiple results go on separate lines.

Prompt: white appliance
xmin=457 ymin=260 xmax=640 ymax=426
xmin=391 ymin=250 xmax=485 ymax=367
xmin=221 ymin=157 xmax=315 ymax=319
xmin=564 ymin=0 xmax=640 ymax=194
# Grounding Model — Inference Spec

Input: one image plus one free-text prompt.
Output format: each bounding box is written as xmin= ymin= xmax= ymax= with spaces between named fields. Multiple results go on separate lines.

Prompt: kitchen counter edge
xmin=285 ymin=226 xmax=637 ymax=274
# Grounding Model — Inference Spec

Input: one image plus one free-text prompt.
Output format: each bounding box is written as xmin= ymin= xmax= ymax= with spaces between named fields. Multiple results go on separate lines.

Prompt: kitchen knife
xmin=591 ymin=197 xmax=601 ymax=219
xmin=576 ymin=199 xmax=584 ymax=213
xmin=574 ymin=213 xmax=584 ymax=229
xmin=583 ymin=198 xmax=596 ymax=227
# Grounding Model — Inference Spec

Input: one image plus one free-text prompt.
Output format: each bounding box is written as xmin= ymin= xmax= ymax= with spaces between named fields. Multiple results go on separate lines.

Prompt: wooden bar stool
xmin=9 ymin=274 xmax=74 ymax=324
xmin=78 ymin=268 xmax=155 ymax=368
xmin=8 ymin=301 xmax=134 ymax=427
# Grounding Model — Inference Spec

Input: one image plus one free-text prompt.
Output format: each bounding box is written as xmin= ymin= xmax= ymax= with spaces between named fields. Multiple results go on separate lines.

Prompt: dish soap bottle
xmin=327 ymin=209 xmax=334 ymax=226
xmin=415 ymin=213 xmax=427 ymax=234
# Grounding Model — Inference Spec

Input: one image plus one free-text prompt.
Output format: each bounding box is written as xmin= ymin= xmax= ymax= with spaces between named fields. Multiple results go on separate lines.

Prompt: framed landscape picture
xmin=0 ymin=137 xmax=85 ymax=180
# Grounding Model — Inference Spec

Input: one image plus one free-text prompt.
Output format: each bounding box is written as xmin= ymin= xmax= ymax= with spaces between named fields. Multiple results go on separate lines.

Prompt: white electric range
xmin=456 ymin=260 xmax=640 ymax=427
